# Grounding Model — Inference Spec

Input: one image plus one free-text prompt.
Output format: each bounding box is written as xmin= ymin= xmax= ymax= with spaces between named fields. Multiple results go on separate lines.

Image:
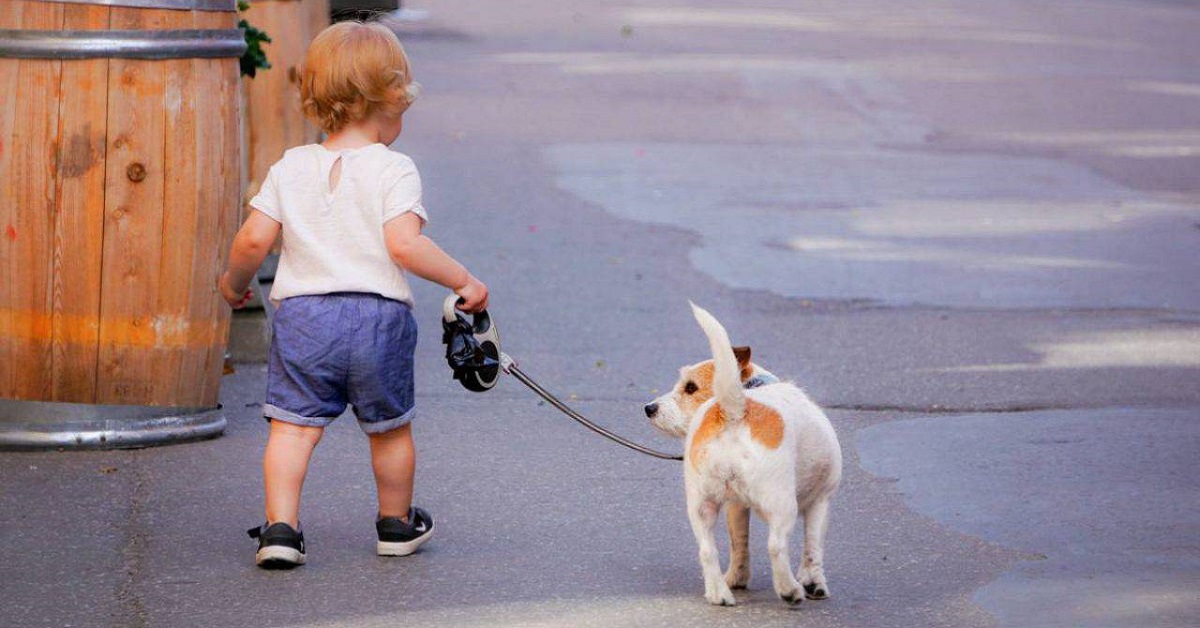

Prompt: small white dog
xmin=645 ymin=303 xmax=842 ymax=606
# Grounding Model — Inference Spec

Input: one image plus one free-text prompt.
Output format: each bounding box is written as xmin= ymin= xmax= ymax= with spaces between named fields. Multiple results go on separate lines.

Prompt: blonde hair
xmin=300 ymin=21 xmax=419 ymax=134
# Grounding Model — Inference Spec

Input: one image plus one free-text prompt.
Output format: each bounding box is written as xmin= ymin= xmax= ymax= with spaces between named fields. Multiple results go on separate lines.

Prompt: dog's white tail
xmin=690 ymin=302 xmax=745 ymax=420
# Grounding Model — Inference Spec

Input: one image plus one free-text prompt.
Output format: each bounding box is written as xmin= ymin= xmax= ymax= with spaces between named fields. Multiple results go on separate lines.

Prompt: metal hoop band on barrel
xmin=0 ymin=29 xmax=247 ymax=60
xmin=0 ymin=400 xmax=226 ymax=450
xmin=29 ymin=0 xmax=237 ymax=11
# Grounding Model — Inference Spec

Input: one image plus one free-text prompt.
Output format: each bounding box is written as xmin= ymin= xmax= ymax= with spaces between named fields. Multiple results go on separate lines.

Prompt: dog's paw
xmin=705 ymin=584 xmax=737 ymax=607
xmin=802 ymin=580 xmax=830 ymax=600
xmin=724 ymin=565 xmax=750 ymax=590
xmin=775 ymin=577 xmax=805 ymax=606
xmin=779 ymin=588 xmax=804 ymax=606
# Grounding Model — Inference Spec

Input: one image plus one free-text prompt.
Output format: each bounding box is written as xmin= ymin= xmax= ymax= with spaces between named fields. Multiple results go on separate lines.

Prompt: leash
xmin=498 ymin=353 xmax=684 ymax=462
xmin=442 ymin=295 xmax=683 ymax=462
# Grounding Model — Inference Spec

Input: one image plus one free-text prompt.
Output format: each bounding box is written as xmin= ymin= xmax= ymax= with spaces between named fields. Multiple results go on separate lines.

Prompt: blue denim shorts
xmin=264 ymin=292 xmax=417 ymax=434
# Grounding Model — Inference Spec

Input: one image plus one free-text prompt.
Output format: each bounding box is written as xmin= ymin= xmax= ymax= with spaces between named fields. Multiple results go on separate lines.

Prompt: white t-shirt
xmin=249 ymin=143 xmax=428 ymax=305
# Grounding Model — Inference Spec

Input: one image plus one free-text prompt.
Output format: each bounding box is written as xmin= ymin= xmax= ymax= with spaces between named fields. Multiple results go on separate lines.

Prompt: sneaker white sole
xmin=256 ymin=545 xmax=306 ymax=567
xmin=376 ymin=523 xmax=434 ymax=557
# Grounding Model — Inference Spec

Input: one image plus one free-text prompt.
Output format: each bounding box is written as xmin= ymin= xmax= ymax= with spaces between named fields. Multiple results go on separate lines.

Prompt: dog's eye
xmin=684 ymin=381 xmax=698 ymax=395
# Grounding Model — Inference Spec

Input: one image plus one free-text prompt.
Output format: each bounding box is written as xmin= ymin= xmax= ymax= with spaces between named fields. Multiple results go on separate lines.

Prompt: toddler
xmin=219 ymin=20 xmax=487 ymax=568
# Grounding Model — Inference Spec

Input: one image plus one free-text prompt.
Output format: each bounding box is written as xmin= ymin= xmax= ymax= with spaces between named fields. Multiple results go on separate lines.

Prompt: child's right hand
xmin=218 ymin=273 xmax=253 ymax=309
xmin=455 ymin=275 xmax=489 ymax=313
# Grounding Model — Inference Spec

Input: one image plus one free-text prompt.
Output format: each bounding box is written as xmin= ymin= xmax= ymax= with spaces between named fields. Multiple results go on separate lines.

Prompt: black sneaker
xmin=376 ymin=507 xmax=434 ymax=556
xmin=248 ymin=522 xmax=306 ymax=568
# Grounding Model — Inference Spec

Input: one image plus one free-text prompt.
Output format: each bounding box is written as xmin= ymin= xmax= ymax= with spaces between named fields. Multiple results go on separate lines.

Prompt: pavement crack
xmin=114 ymin=451 xmax=150 ymax=628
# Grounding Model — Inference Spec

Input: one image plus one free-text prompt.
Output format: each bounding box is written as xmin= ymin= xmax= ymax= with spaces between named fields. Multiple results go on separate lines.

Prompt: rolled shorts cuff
xmin=359 ymin=407 xmax=416 ymax=435
xmin=263 ymin=404 xmax=337 ymax=428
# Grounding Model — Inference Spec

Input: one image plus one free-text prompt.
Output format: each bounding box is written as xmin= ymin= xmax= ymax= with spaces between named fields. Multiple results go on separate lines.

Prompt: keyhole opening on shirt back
xmin=328 ymin=156 xmax=343 ymax=194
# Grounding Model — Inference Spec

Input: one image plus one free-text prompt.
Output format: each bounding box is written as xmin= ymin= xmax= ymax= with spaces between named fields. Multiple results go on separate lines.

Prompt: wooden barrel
xmin=242 ymin=0 xmax=328 ymax=205
xmin=0 ymin=0 xmax=244 ymax=448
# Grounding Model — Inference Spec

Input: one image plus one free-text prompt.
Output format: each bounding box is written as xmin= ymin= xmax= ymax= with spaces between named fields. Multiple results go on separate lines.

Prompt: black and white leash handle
xmin=499 ymin=353 xmax=684 ymax=462
xmin=442 ymin=295 xmax=502 ymax=392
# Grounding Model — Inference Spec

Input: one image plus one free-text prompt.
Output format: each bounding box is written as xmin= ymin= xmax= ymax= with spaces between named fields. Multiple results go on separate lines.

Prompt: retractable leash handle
xmin=441 ymin=295 xmax=501 ymax=392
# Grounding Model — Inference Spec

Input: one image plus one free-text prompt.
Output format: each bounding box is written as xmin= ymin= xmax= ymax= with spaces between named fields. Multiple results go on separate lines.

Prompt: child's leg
xmin=368 ymin=423 xmax=415 ymax=520
xmin=263 ymin=420 xmax=324 ymax=527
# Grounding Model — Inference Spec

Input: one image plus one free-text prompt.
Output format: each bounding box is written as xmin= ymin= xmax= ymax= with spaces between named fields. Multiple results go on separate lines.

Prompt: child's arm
xmin=384 ymin=213 xmax=488 ymax=312
xmin=219 ymin=210 xmax=281 ymax=307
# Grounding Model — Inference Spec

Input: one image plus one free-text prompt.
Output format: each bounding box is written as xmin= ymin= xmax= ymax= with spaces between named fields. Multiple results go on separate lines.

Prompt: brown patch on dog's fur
xmin=725 ymin=504 xmax=751 ymax=589
xmin=689 ymin=403 xmax=725 ymax=467
xmin=678 ymin=361 xmax=715 ymax=418
xmin=689 ymin=396 xmax=784 ymax=467
xmin=745 ymin=399 xmax=785 ymax=449
xmin=733 ymin=346 xmax=753 ymax=381
xmin=680 ymin=353 xmax=758 ymax=418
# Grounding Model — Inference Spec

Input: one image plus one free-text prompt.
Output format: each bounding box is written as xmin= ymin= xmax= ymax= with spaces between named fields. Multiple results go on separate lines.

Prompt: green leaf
xmin=237 ymin=16 xmax=272 ymax=78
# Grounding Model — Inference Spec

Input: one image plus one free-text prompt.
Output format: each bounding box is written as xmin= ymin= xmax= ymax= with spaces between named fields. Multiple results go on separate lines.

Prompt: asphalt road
xmin=2 ymin=1 xmax=1198 ymax=626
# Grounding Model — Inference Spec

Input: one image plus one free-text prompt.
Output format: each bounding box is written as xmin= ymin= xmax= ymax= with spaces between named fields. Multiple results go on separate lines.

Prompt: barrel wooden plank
xmin=0 ymin=7 xmax=22 ymax=398
xmin=190 ymin=10 xmax=239 ymax=406
xmin=199 ymin=8 xmax=240 ymax=405
xmin=0 ymin=2 xmax=35 ymax=398
xmin=1 ymin=3 xmax=65 ymax=400
xmin=181 ymin=14 xmax=214 ymax=406
xmin=51 ymin=3 xmax=111 ymax=402
xmin=155 ymin=8 xmax=201 ymax=405
xmin=210 ymin=50 xmax=241 ymax=404
xmin=96 ymin=7 xmax=172 ymax=404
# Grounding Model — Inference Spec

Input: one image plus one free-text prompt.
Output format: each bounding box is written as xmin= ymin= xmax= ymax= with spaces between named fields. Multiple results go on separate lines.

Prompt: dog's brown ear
xmin=733 ymin=346 xmax=753 ymax=381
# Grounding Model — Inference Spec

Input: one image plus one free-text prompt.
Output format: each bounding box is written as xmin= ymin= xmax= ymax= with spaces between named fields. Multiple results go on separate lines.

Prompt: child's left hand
xmin=218 ymin=273 xmax=253 ymax=309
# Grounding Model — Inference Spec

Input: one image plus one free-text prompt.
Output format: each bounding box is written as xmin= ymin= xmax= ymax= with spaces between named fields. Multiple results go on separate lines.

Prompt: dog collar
xmin=744 ymin=373 xmax=779 ymax=389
